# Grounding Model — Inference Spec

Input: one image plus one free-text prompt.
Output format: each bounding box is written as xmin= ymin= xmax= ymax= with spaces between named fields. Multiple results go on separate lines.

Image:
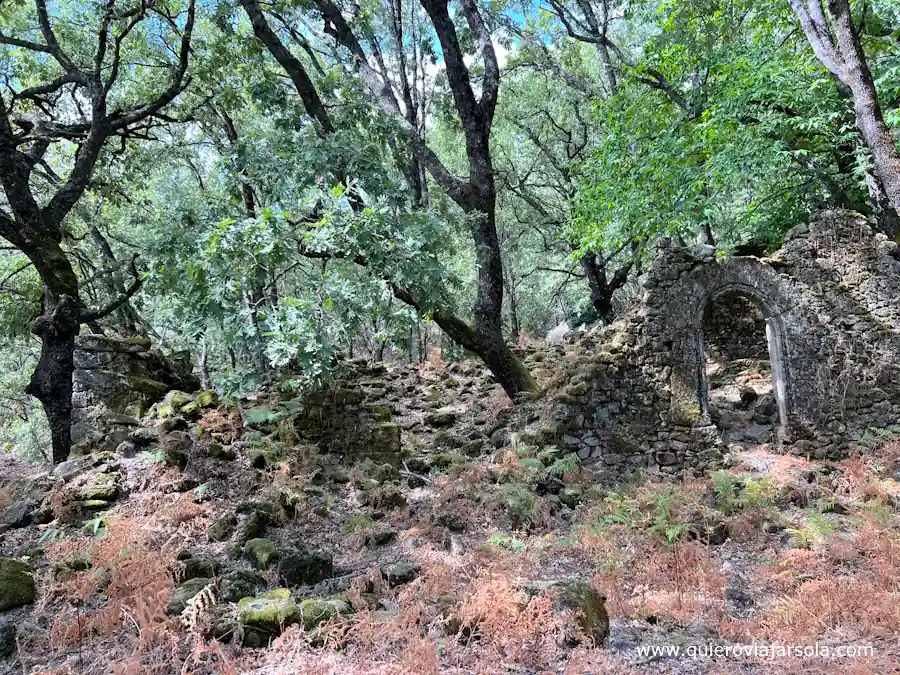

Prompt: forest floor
xmin=1 ymin=344 xmax=899 ymax=674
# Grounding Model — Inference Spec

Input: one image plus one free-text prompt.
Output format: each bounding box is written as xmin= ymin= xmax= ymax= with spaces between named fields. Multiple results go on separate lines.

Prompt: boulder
xmin=278 ymin=550 xmax=333 ymax=587
xmin=237 ymin=589 xmax=299 ymax=647
xmin=0 ymin=558 xmax=36 ymax=611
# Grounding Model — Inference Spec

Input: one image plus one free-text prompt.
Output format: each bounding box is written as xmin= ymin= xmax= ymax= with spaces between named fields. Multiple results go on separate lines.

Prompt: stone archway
xmin=697 ymin=284 xmax=790 ymax=434
xmin=641 ymin=243 xmax=823 ymax=433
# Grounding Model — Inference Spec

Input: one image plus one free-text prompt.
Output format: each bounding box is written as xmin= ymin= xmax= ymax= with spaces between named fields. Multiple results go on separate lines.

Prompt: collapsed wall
xmin=66 ymin=212 xmax=900 ymax=481
xmin=530 ymin=210 xmax=900 ymax=477
xmin=70 ymin=334 xmax=199 ymax=454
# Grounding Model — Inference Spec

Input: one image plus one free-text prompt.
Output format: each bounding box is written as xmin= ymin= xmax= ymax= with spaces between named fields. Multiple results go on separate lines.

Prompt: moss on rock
xmin=237 ymin=588 xmax=300 ymax=646
xmin=243 ymin=538 xmax=280 ymax=570
xmin=298 ymin=598 xmax=351 ymax=631
xmin=195 ymin=390 xmax=219 ymax=408
xmin=0 ymin=558 xmax=35 ymax=611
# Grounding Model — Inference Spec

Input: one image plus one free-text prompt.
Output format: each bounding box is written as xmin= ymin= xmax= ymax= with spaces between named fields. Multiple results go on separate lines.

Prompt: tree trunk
xmin=580 ymin=252 xmax=614 ymax=323
xmin=865 ymin=170 xmax=900 ymax=239
xmin=832 ymin=15 xmax=900 ymax=220
xmin=467 ymin=203 xmax=536 ymax=396
xmin=791 ymin=0 xmax=900 ymax=223
xmin=90 ymin=227 xmax=143 ymax=335
xmin=25 ymin=281 xmax=81 ymax=465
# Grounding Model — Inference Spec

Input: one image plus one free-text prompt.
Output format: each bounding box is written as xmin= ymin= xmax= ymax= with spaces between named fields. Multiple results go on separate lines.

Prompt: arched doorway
xmin=698 ymin=288 xmax=789 ymax=445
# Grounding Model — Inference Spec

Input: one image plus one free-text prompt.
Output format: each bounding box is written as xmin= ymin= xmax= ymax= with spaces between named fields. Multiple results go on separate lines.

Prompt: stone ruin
xmin=70 ymin=334 xmax=199 ymax=454
xmin=65 ymin=210 xmax=900 ymax=484
xmin=528 ymin=210 xmax=900 ymax=477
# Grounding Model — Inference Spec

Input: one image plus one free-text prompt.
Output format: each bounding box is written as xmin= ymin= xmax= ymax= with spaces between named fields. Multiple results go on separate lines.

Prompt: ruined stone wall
xmin=703 ymin=294 xmax=768 ymax=362
xmin=71 ymin=334 xmax=199 ymax=453
xmin=294 ymin=363 xmax=403 ymax=465
xmin=529 ymin=210 xmax=900 ymax=477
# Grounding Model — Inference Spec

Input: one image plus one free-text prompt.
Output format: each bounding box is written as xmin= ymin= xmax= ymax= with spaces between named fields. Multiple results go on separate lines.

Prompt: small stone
xmin=180 ymin=402 xmax=201 ymax=419
xmin=160 ymin=416 xmax=188 ymax=432
xmin=559 ymin=487 xmax=584 ymax=509
xmin=128 ymin=427 xmax=157 ymax=446
xmin=364 ymin=530 xmax=397 ymax=547
xmin=761 ymin=520 xmax=784 ymax=534
xmin=381 ymin=562 xmax=419 ymax=587
xmin=738 ymin=387 xmax=759 ymax=408
xmin=298 ymin=597 xmax=352 ymax=631
xmin=167 ymin=577 xmax=211 ymax=615
xmin=821 ymin=500 xmax=849 ymax=515
xmin=180 ymin=555 xmax=220 ymax=581
xmin=367 ymin=485 xmax=407 ymax=509
xmin=0 ymin=622 xmax=16 ymax=658
xmin=725 ymin=586 xmax=754 ymax=607
xmin=243 ymin=538 xmax=280 ymax=570
xmin=2 ymin=499 xmax=38 ymax=528
xmin=52 ymin=456 xmax=94 ymax=480
xmin=219 ymin=569 xmax=267 ymax=603
xmin=207 ymin=515 xmax=237 ymax=542
xmin=163 ymin=390 xmax=193 ymax=411
xmin=207 ymin=443 xmax=236 ymax=460
xmin=116 ymin=440 xmax=138 ymax=456
xmin=424 ymin=409 xmax=457 ymax=427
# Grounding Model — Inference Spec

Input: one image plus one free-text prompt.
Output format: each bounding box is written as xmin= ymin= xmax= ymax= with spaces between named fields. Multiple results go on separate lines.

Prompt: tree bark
xmin=789 ymin=0 xmax=900 ymax=225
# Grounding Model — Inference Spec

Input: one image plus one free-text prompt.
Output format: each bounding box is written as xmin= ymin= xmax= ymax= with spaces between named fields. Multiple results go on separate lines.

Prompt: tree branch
xmin=79 ymin=255 xmax=143 ymax=323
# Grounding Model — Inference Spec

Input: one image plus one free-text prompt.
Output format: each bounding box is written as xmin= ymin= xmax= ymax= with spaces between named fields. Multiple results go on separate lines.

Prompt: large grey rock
xmin=2 ymin=499 xmax=38 ymax=528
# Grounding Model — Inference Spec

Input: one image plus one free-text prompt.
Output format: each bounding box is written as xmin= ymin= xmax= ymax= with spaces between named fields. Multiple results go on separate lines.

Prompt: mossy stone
xmin=164 ymin=390 xmax=193 ymax=411
xmin=207 ymin=443 xmax=236 ymax=461
xmin=237 ymin=588 xmax=299 ymax=646
xmin=522 ymin=580 xmax=609 ymax=646
xmin=0 ymin=558 xmax=35 ymax=610
xmin=180 ymin=401 xmax=201 ymax=419
xmin=424 ymin=409 xmax=456 ymax=427
xmin=75 ymin=473 xmax=121 ymax=502
xmin=278 ymin=550 xmax=333 ymax=587
xmin=380 ymin=562 xmax=419 ymax=587
xmin=298 ymin=598 xmax=351 ymax=631
xmin=219 ymin=569 xmax=267 ymax=603
xmin=195 ymin=390 xmax=219 ymax=408
xmin=243 ymin=538 xmax=280 ymax=570
xmin=167 ymin=577 xmax=210 ymax=615
xmin=207 ymin=515 xmax=237 ymax=542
